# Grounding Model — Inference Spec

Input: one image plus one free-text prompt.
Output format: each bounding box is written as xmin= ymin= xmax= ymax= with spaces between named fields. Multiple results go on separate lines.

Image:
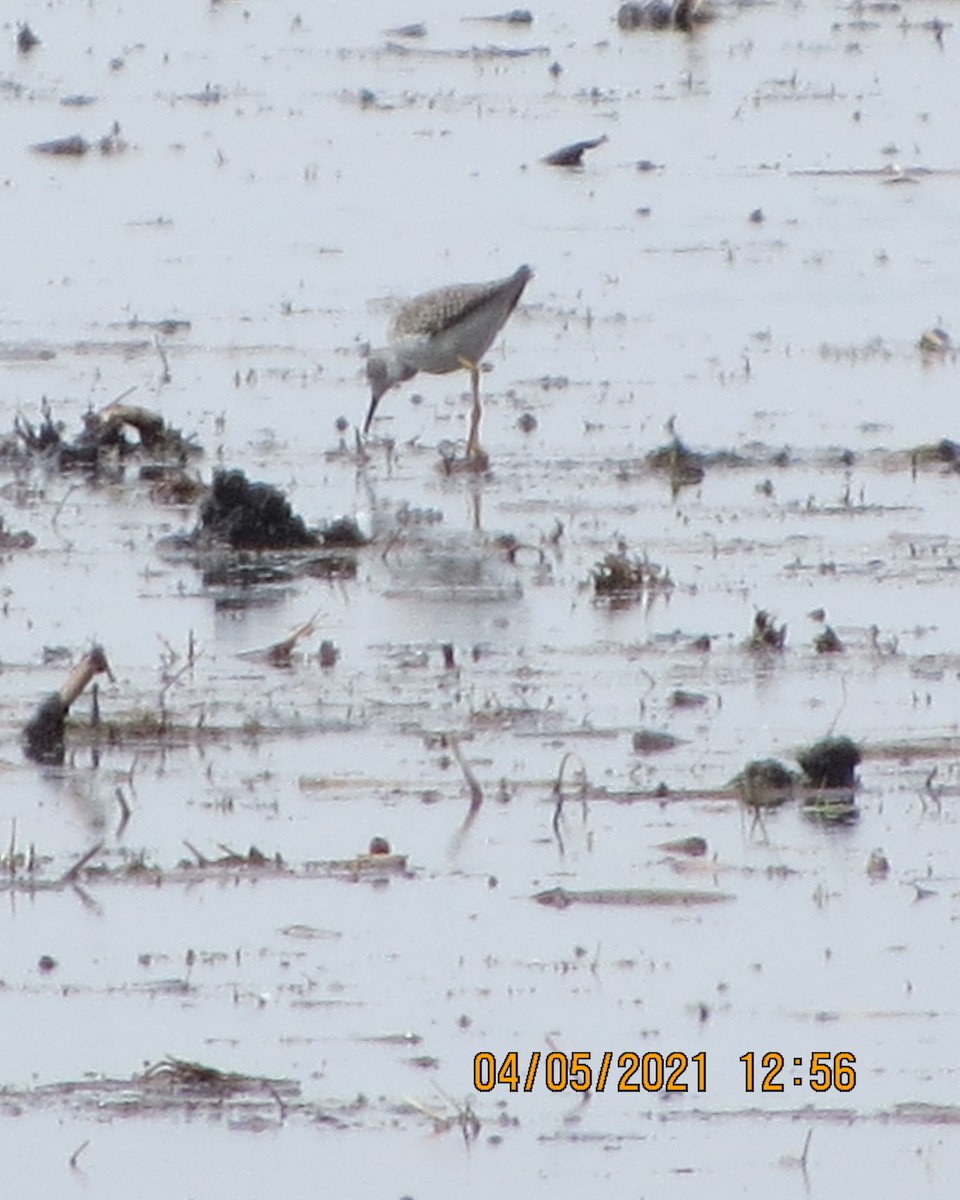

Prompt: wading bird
xmin=364 ymin=264 xmax=533 ymax=462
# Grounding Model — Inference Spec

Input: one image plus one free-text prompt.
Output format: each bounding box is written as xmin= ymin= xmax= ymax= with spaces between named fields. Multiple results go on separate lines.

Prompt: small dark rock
xmin=919 ymin=327 xmax=952 ymax=353
xmin=866 ymin=849 xmax=890 ymax=878
xmin=32 ymin=134 xmax=90 ymax=157
xmin=17 ymin=23 xmax=41 ymax=53
xmin=473 ymin=8 xmax=534 ymax=23
xmin=813 ymin=625 xmax=844 ymax=654
xmin=658 ymin=835 xmax=707 ymax=857
xmin=385 ymin=22 xmax=426 ymax=37
xmin=632 ymin=729 xmax=683 ymax=754
xmin=543 ymin=135 xmax=607 ymax=168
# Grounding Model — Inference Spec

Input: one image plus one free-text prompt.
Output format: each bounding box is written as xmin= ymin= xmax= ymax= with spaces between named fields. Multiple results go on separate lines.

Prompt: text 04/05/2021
xmin=473 ymin=1050 xmax=858 ymax=1095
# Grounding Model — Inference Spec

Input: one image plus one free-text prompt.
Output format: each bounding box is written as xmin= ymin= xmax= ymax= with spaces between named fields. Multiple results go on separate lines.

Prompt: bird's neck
xmin=383 ymin=346 xmax=418 ymax=386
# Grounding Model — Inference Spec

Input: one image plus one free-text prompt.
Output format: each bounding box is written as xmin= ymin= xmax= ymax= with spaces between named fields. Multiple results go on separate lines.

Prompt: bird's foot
xmin=466 ymin=443 xmax=490 ymax=473
xmin=437 ymin=443 xmax=490 ymax=476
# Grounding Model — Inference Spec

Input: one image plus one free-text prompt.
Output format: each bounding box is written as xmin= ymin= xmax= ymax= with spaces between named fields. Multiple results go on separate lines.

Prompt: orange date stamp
xmin=473 ymin=1050 xmax=857 ymax=1094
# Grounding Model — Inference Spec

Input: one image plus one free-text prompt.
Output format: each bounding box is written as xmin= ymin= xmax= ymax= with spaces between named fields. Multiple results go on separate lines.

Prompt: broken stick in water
xmin=23 ymin=646 xmax=114 ymax=764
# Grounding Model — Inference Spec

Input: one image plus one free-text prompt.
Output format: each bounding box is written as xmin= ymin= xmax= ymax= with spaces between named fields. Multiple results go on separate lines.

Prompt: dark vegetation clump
xmin=797 ymin=736 xmax=861 ymax=789
xmin=197 ymin=470 xmax=320 ymax=551
xmin=591 ymin=548 xmax=672 ymax=597
xmin=0 ymin=516 xmax=35 ymax=550
xmin=910 ymin=437 xmax=960 ymax=471
xmin=4 ymin=401 xmax=199 ymax=474
xmin=646 ymin=435 xmax=706 ymax=489
xmin=31 ymin=123 xmax=127 ymax=158
xmin=141 ymin=1056 xmax=285 ymax=1096
xmin=617 ymin=0 xmax=711 ymax=33
xmin=318 ymin=515 xmax=369 ymax=547
xmin=747 ymin=609 xmax=786 ymax=651
xmin=189 ymin=470 xmax=370 ymax=553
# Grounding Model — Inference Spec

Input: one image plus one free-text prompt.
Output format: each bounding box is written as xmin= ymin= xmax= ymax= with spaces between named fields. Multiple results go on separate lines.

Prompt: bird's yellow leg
xmin=458 ymin=355 xmax=483 ymax=461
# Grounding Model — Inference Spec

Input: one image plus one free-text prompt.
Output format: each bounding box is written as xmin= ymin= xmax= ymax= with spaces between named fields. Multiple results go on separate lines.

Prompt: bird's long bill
xmin=363 ymin=391 xmax=381 ymax=435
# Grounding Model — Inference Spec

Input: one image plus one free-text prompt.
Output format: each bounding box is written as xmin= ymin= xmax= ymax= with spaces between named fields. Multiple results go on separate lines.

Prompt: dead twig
xmin=51 ymin=484 xmax=78 ymax=531
xmin=551 ymin=751 xmax=588 ymax=840
xmin=263 ymin=1080 xmax=288 ymax=1122
xmin=60 ymin=842 xmax=105 ymax=885
xmin=446 ymin=735 xmax=484 ymax=859
xmin=158 ymin=648 xmax=203 ymax=724
xmin=183 ymin=840 xmax=211 ymax=867
xmin=114 ymin=786 xmax=132 ymax=836
xmin=154 ymin=335 xmax=171 ymax=385
xmin=69 ymin=1140 xmax=90 ymax=1170
xmin=447 ymin=735 xmax=483 ymax=811
xmin=406 ymin=1085 xmax=482 ymax=1144
xmin=239 ymin=612 xmax=322 ymax=666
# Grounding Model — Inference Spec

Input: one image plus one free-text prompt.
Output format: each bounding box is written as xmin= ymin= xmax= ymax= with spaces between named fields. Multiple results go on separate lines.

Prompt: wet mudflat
xmin=3 ymin=0 xmax=960 ymax=1195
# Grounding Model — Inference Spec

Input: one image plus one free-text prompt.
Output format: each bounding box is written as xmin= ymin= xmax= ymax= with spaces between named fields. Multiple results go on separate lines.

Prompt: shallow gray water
xmin=2 ymin=0 xmax=960 ymax=1195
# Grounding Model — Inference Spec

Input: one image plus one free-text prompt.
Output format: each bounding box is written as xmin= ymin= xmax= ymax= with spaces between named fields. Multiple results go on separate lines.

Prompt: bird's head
xmin=366 ymin=353 xmax=391 ymax=406
xmin=364 ymin=350 xmax=415 ymax=434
